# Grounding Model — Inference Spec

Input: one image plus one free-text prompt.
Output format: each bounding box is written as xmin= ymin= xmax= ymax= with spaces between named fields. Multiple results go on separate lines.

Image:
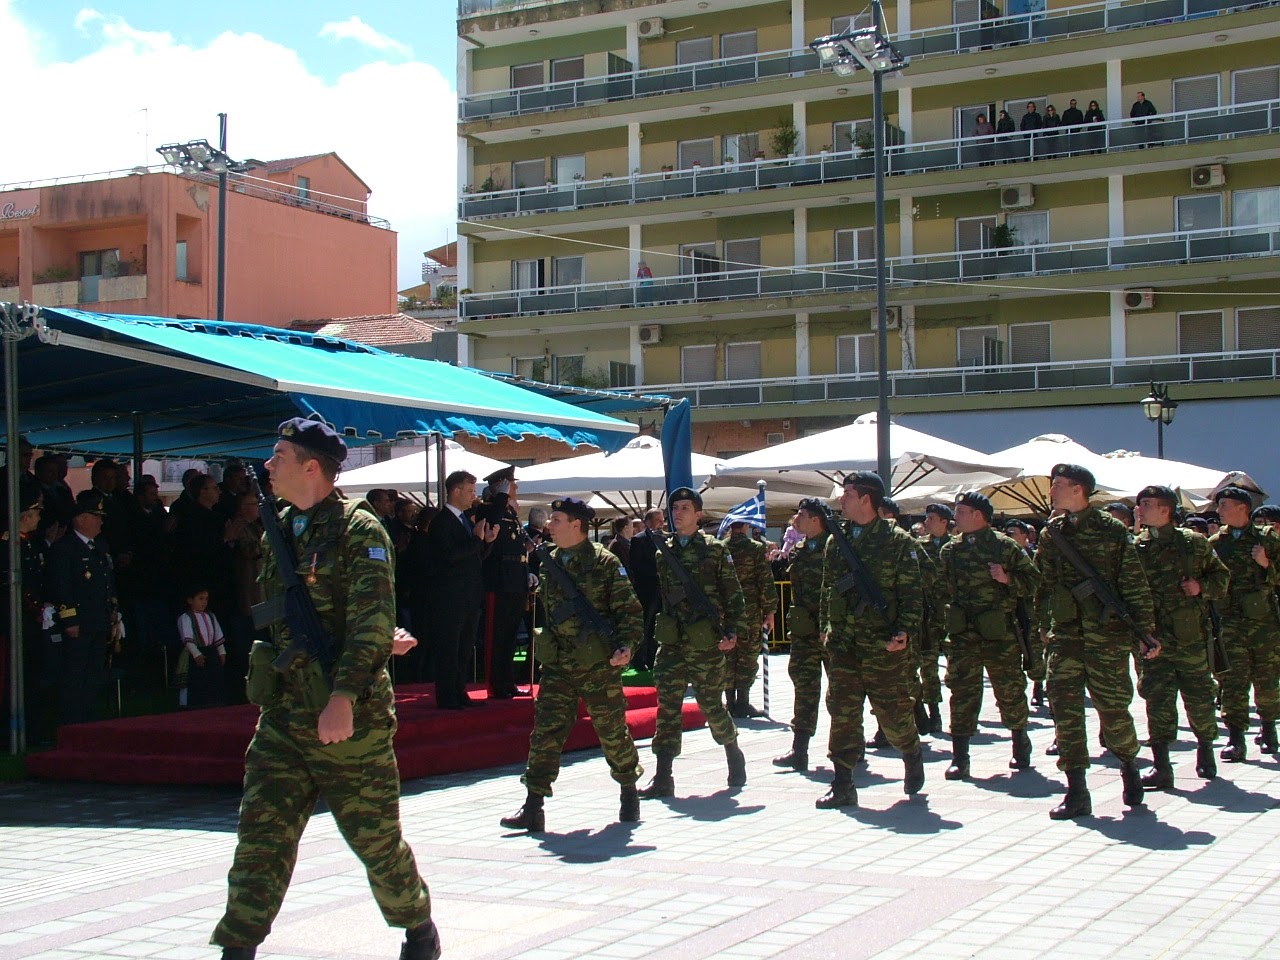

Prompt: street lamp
xmin=1139 ymin=381 xmax=1178 ymax=459
xmin=156 ymin=115 xmax=251 ymax=321
xmin=811 ymin=0 xmax=906 ymax=486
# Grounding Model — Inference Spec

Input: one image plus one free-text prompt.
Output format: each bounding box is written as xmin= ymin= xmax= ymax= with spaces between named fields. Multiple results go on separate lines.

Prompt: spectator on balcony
xmin=1042 ymin=105 xmax=1063 ymax=157
xmin=1130 ymin=91 xmax=1159 ymax=148
xmin=1084 ymin=100 xmax=1105 ymax=124
xmin=1020 ymin=102 xmax=1043 ymax=159
xmin=973 ymin=113 xmax=996 ymax=166
xmin=995 ymin=110 xmax=1016 ymax=162
xmin=1062 ymin=98 xmax=1084 ymax=127
xmin=1084 ymin=99 xmax=1106 ymax=153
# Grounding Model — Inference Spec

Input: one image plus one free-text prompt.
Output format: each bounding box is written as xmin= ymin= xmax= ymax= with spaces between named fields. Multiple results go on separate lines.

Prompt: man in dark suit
xmin=426 ymin=470 xmax=497 ymax=708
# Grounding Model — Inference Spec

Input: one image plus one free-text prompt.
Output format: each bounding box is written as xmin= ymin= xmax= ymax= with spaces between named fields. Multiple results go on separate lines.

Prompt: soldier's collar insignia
xmin=966 ymin=535 xmax=976 ymax=544
xmin=676 ymin=534 xmax=693 ymax=548
xmin=1232 ymin=528 xmax=1243 ymax=538
xmin=292 ymin=515 xmax=309 ymax=538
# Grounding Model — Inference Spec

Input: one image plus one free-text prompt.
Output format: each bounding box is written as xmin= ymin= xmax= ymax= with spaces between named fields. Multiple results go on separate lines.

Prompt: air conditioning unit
xmin=638 ymin=324 xmax=662 ymax=344
xmin=765 ymin=432 xmax=786 ymax=446
xmin=1000 ymin=183 xmax=1035 ymax=210
xmin=869 ymin=307 xmax=901 ymax=331
xmin=637 ymin=17 xmax=665 ymax=39
xmin=1124 ymin=289 xmax=1155 ymax=311
xmin=1192 ymin=164 xmax=1225 ymax=189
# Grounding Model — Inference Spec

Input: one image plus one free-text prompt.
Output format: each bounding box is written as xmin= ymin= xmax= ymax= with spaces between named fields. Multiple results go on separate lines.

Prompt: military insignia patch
xmin=292 ymin=515 xmax=309 ymax=537
xmin=368 ymin=547 xmax=388 ymax=561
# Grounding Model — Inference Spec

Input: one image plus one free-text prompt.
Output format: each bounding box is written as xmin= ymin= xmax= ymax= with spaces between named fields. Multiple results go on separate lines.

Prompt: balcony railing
xmin=459 ymin=0 xmax=1277 ymax=120
xmin=460 ymin=99 xmax=1280 ymax=221
xmin=459 ymin=0 xmax=575 ymax=17
xmin=459 ymin=222 xmax=1280 ymax=320
xmin=638 ymin=347 xmax=1280 ymax=409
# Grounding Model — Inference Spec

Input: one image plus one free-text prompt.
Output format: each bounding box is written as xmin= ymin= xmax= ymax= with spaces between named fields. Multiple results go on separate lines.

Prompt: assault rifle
xmin=535 ymin=544 xmax=618 ymax=650
xmin=813 ymin=502 xmax=890 ymax=621
xmin=645 ymin=528 xmax=724 ymax=635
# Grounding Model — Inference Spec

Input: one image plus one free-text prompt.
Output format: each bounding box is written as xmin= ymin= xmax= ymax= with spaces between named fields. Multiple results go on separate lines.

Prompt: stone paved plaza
xmin=2 ymin=658 xmax=1279 ymax=960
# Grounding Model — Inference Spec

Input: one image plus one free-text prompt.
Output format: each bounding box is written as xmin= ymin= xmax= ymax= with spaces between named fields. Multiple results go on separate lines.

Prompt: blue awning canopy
xmin=9 ymin=307 xmax=641 ymax=459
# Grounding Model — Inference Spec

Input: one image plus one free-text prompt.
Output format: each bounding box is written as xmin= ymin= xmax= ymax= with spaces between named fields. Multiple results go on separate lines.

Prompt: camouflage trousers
xmin=522 ymin=663 xmax=642 ymax=796
xmin=1218 ymin=616 xmax=1280 ymax=729
xmin=917 ymin=625 xmax=944 ymax=705
xmin=827 ymin=637 xmax=919 ymax=771
xmin=1045 ymin=631 xmax=1140 ymax=772
xmin=945 ymin=631 xmax=1029 ymax=737
xmin=652 ymin=642 xmax=738 ymax=757
xmin=1137 ymin=633 xmax=1219 ymax=743
xmin=1018 ymin=606 xmax=1046 ymax=682
xmin=723 ymin=624 xmax=763 ymax=687
xmin=212 ymin=708 xmax=431 ymax=948
xmin=788 ymin=631 xmax=830 ymax=737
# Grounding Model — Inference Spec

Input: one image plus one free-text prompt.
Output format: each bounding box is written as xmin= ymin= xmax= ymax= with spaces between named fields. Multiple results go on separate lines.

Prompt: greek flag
xmin=717 ymin=485 xmax=767 ymax=538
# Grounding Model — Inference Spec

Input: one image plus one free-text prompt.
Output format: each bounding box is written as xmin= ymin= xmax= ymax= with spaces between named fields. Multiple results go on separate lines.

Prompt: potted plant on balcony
xmin=752 ymin=149 xmax=766 ymax=161
xmin=661 ymin=164 xmax=674 ymax=178
xmin=853 ymin=126 xmax=874 ymax=156
xmin=990 ymin=221 xmax=1020 ymax=254
xmin=770 ymin=117 xmax=799 ymax=158
xmin=819 ymin=144 xmax=832 ymax=156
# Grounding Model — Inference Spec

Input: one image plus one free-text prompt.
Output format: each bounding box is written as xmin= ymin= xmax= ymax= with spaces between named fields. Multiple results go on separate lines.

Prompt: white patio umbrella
xmin=975 ymin=434 xmax=1127 ymax=515
xmin=1097 ymin=451 xmax=1267 ymax=506
xmin=336 ymin=440 xmax=510 ymax=498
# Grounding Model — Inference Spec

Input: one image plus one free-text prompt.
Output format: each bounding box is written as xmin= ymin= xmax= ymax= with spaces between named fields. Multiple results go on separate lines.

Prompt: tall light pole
xmin=1139 ymin=382 xmax=1178 ymax=459
xmin=811 ymin=1 xmax=906 ymax=486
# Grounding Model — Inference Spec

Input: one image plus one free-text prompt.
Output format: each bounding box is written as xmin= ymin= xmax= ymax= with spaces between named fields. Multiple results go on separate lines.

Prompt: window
xmin=1232 ymin=186 xmax=1280 ymax=227
xmin=512 ymin=158 xmax=546 ymax=189
xmin=296 ymin=176 xmax=311 ymax=201
xmin=953 ymin=0 xmax=994 ymax=25
xmin=1172 ymin=75 xmax=1219 ymax=112
xmin=1009 ymin=322 xmax=1051 ymax=364
xmin=554 ymin=354 xmax=584 ymax=384
xmin=510 ymin=63 xmax=544 ymax=88
xmin=833 ymin=120 xmax=871 ymax=152
xmin=1005 ymin=211 xmax=1049 ymax=247
xmin=551 ymin=256 xmax=584 ymax=287
xmin=1005 ymin=96 xmax=1047 ymax=119
xmin=609 ymin=361 xmax=637 ymax=388
xmin=681 ymin=344 xmax=717 ymax=382
xmin=1233 ymin=66 xmax=1279 ymax=105
xmin=678 ymin=138 xmax=715 ymax=169
xmin=1176 ymin=194 xmax=1223 ymax=233
xmin=552 ymin=154 xmax=585 ymax=183
xmin=957 ymin=216 xmax=998 ymax=251
xmin=836 ymin=228 xmax=876 ymax=264
xmin=676 ymin=37 xmax=713 ymax=65
xmin=722 ymin=133 xmax=760 ymax=163
xmin=79 ymin=249 xmax=119 ymax=278
xmin=175 ymin=241 xmax=188 ymax=281
xmin=681 ymin=242 xmax=719 ymax=275
xmin=955 ymin=103 xmax=997 ymax=139
xmin=720 ymin=30 xmax=757 ymax=60
xmin=725 ymin=341 xmax=762 ymax=380
xmin=958 ymin=325 xmax=1003 ymax=366
xmin=513 ymin=356 xmax=548 ymax=380
xmin=550 ymin=56 xmax=584 ymax=85
xmin=1178 ymin=312 xmax=1224 ymax=354
xmin=833 ymin=13 xmax=873 ymax=32
xmin=1237 ymin=306 xmax=1280 ymax=351
xmin=723 ymin=238 xmax=761 ymax=272
xmin=836 ymin=334 xmax=877 ymax=374
xmin=511 ymin=259 xmax=543 ymax=290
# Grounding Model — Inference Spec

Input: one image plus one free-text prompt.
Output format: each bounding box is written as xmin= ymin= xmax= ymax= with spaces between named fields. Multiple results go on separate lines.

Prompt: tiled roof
xmin=289 ymin=313 xmax=446 ymax=346
xmin=424 ymin=242 xmax=458 ymax=269
xmin=254 ymin=154 xmax=327 ymax=174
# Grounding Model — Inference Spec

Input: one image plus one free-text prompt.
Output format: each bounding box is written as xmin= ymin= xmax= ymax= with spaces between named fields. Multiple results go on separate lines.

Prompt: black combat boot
xmin=619 ymin=784 xmax=640 ymax=822
xmin=945 ymin=737 xmax=970 ymax=780
xmin=725 ymin=741 xmax=747 ymax=787
xmin=1046 ymin=738 xmax=1060 ymax=756
xmin=400 ymin=921 xmax=442 ymax=960
xmin=772 ymin=732 xmax=810 ymax=770
xmin=1221 ymin=724 xmax=1248 ymax=763
xmin=866 ymin=727 xmax=889 ymax=749
xmin=1049 ymin=768 xmax=1091 ymax=820
xmin=914 ymin=701 xmax=931 ymax=737
xmin=736 ymin=684 xmax=765 ymax=718
xmin=1030 ymin=681 xmax=1045 ymax=707
xmin=815 ymin=765 xmax=857 ymax=808
xmin=928 ymin=703 xmax=943 ymax=735
xmin=1260 ymin=721 xmax=1278 ymax=755
xmin=1120 ymin=759 xmax=1145 ymax=807
xmin=1010 ymin=728 xmax=1032 ymax=770
xmin=222 ymin=949 xmax=257 ymax=960
xmin=724 ymin=688 xmax=738 ymax=715
xmin=903 ymin=750 xmax=925 ymax=795
xmin=639 ymin=753 xmax=675 ymax=798
xmin=499 ymin=792 xmax=545 ymax=832
xmin=1141 ymin=742 xmax=1174 ymax=791
xmin=1196 ymin=738 xmax=1217 ymax=779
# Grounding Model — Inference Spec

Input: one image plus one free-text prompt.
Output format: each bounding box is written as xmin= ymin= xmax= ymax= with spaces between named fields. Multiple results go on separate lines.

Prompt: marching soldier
xmin=640 ymin=487 xmax=748 ymax=799
xmin=1208 ymin=486 xmax=1280 ymax=760
xmin=938 ymin=491 xmax=1040 ymax=779
xmin=722 ymin=519 xmax=778 ymax=718
xmin=1006 ymin=519 xmax=1046 ymax=706
xmin=817 ymin=472 xmax=925 ymax=808
xmin=916 ymin=503 xmax=954 ymax=735
xmin=1035 ymin=463 xmax=1159 ymax=821
xmin=773 ymin=499 xmax=831 ymax=771
xmin=1133 ymin=485 xmax=1230 ymax=786
xmin=500 ymin=498 xmax=644 ymax=832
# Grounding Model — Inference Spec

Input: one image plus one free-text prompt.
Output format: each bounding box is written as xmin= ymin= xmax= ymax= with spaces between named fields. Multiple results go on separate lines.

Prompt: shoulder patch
xmin=367 ymin=546 xmax=388 ymax=562
xmin=618 ymin=567 xmax=629 ymax=577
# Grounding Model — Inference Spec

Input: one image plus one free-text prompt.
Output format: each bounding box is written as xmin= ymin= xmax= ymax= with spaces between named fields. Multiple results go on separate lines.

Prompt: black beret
xmin=842 ymin=470 xmax=885 ymax=496
xmin=550 ymin=497 xmax=594 ymax=523
xmin=1252 ymin=504 xmax=1280 ymax=523
xmin=278 ymin=415 xmax=347 ymax=464
xmin=73 ymin=490 xmax=108 ymax=517
xmin=1104 ymin=502 xmax=1135 ymax=523
xmin=797 ymin=497 xmax=828 ymax=516
xmin=1004 ymin=518 xmax=1030 ymax=533
xmin=955 ymin=490 xmax=994 ymax=520
xmin=925 ymin=503 xmax=954 ymax=520
xmin=1214 ymin=486 xmax=1253 ymax=508
xmin=1050 ymin=462 xmax=1096 ymax=493
xmin=669 ymin=487 xmax=703 ymax=509
xmin=1136 ymin=485 xmax=1178 ymax=507
xmin=484 ymin=465 xmax=516 ymax=485
xmin=1182 ymin=516 xmax=1209 ymax=533
xmin=880 ymin=497 xmax=900 ymax=517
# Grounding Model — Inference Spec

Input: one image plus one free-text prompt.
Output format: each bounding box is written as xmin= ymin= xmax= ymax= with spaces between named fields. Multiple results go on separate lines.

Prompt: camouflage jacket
xmin=1135 ymin=524 xmax=1229 ymax=637
xmin=1208 ymin=523 xmax=1280 ymax=617
xmin=261 ymin=492 xmax=394 ymax=706
xmin=725 ymin=532 xmax=778 ymax=623
xmin=820 ymin=517 xmax=923 ymax=645
xmin=787 ymin=533 xmax=829 ymax=614
xmin=939 ymin=526 xmax=1041 ymax=616
xmin=653 ymin=530 xmax=748 ymax=640
xmin=916 ymin=534 xmax=952 ymax=627
xmin=537 ymin=539 xmax=642 ymax=670
xmin=1034 ymin=506 xmax=1155 ymax=638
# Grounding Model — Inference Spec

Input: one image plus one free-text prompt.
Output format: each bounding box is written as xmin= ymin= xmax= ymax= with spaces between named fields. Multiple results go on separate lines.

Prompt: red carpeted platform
xmin=25 ymin=685 xmax=705 ymax=786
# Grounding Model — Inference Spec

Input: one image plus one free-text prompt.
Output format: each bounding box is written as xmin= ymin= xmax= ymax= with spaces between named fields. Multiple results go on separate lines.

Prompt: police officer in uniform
xmin=499 ymin=498 xmax=644 ymax=832
xmin=480 ymin=466 xmax=533 ymax=698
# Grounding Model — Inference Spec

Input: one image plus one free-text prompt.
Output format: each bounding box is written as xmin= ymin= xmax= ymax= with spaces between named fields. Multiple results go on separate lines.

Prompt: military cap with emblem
xmin=1213 ymin=485 xmax=1253 ymax=508
xmin=669 ymin=486 xmax=704 ymax=509
xmin=484 ymin=465 xmax=517 ymax=486
xmin=954 ymin=490 xmax=994 ymax=520
xmin=73 ymin=490 xmax=108 ymax=517
xmin=550 ymin=497 xmax=595 ymax=523
xmin=278 ymin=414 xmax=347 ymax=464
xmin=925 ymin=502 xmax=955 ymax=520
xmin=1182 ymin=516 xmax=1209 ymax=533
xmin=842 ymin=470 xmax=885 ymax=496
xmin=1104 ymin=502 xmax=1135 ymax=525
xmin=1136 ymin=485 xmax=1178 ymax=507
xmin=1004 ymin=518 xmax=1030 ymax=533
xmin=1050 ymin=462 xmax=1096 ymax=494
xmin=797 ymin=497 xmax=828 ymax=517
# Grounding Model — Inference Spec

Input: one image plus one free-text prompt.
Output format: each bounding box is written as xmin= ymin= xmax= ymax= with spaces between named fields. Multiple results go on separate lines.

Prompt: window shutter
xmin=725 ymin=342 xmax=762 ymax=380
xmin=957 ymin=217 xmax=997 ymax=252
xmin=720 ymin=31 xmax=757 ymax=59
xmin=1172 ymin=75 xmax=1219 ymax=112
xmin=958 ymin=325 xmax=1000 ymax=365
xmin=677 ymin=38 xmax=713 ymax=65
xmin=723 ymin=239 xmax=761 ymax=270
xmin=1178 ymin=312 xmax=1224 ymax=354
xmin=1237 ymin=306 xmax=1280 ymax=351
xmin=1232 ymin=67 xmax=1279 ymax=105
xmin=1009 ymin=322 xmax=1051 ymax=364
xmin=678 ymin=139 xmax=715 ymax=168
xmin=681 ymin=344 xmax=717 ymax=382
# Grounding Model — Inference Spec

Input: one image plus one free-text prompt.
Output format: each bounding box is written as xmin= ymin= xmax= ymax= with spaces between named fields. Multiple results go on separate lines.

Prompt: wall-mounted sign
xmin=0 ymin=190 xmax=39 ymax=221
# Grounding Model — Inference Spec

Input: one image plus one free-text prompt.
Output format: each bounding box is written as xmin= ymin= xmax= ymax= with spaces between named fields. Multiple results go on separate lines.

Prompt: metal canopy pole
xmin=3 ymin=302 xmax=35 ymax=756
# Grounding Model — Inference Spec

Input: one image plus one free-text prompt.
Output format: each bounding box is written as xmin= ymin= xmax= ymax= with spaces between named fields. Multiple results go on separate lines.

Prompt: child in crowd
xmin=175 ymin=586 xmax=226 ymax=708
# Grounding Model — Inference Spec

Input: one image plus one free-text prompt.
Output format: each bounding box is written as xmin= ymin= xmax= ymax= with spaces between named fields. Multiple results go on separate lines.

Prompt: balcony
xmin=459 ymin=0 xmax=1277 ymax=121
xmin=459 ymin=99 xmax=1280 ymax=222
xmin=460 ymin=222 xmax=1280 ymax=320
xmin=32 ymin=274 xmax=148 ymax=307
xmin=637 ymin=347 xmax=1280 ymax=409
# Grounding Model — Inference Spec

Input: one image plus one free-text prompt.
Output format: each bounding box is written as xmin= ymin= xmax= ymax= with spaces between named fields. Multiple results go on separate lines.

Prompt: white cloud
xmin=319 ymin=15 xmax=411 ymax=59
xmin=73 ymin=8 xmax=103 ymax=34
xmin=1 ymin=1 xmax=454 ymax=291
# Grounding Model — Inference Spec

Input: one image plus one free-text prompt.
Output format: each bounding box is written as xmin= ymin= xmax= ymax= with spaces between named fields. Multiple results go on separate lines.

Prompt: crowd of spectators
xmin=970 ymin=92 xmax=1158 ymax=164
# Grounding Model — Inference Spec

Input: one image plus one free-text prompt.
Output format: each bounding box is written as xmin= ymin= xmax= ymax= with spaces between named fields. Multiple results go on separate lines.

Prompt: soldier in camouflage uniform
xmin=1006 ymin=519 xmax=1046 ymax=707
xmin=723 ymin=519 xmax=778 ymax=718
xmin=212 ymin=418 xmax=439 ymax=960
xmin=938 ymin=491 xmax=1040 ymax=780
xmin=1208 ymin=486 xmax=1280 ymax=760
xmin=773 ymin=499 xmax=831 ymax=771
xmin=817 ymin=472 xmax=925 ymax=809
xmin=499 ymin=498 xmax=644 ymax=832
xmin=1035 ymin=463 xmax=1160 ymax=821
xmin=916 ymin=503 xmax=954 ymax=735
xmin=1132 ymin=485 xmax=1230 ymax=787
xmin=640 ymin=487 xmax=749 ymax=799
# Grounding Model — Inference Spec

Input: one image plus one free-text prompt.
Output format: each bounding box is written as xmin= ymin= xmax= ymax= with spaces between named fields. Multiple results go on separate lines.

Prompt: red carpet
xmin=25 ymin=685 xmax=706 ymax=786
